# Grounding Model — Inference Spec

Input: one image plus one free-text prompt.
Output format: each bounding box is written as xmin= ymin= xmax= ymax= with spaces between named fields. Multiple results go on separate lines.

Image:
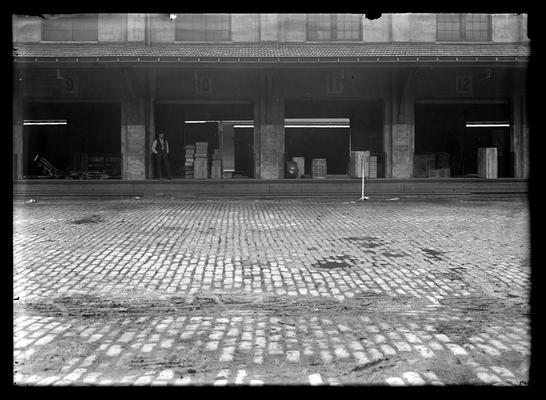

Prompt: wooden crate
xmin=368 ymin=156 xmax=377 ymax=179
xmin=194 ymin=157 xmax=209 ymax=179
xmin=413 ymin=154 xmax=436 ymax=178
xmin=478 ymin=147 xmax=498 ymax=179
xmin=211 ymin=159 xmax=223 ymax=179
xmin=428 ymin=168 xmax=451 ymax=178
xmin=349 ymin=151 xmax=370 ymax=178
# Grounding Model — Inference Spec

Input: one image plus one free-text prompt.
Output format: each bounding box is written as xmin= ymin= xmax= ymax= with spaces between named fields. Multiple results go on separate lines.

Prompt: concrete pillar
xmin=382 ymin=98 xmax=392 ymax=178
xmin=121 ymin=70 xmax=147 ymax=180
xmin=254 ymin=71 xmax=285 ymax=179
xmin=521 ymin=85 xmax=529 ymax=179
xmin=511 ymin=69 xmax=528 ymax=179
xmin=13 ymin=73 xmax=23 ymax=180
xmin=389 ymin=69 xmax=415 ymax=178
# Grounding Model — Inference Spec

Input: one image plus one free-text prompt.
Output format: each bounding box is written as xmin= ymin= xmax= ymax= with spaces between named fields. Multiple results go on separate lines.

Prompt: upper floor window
xmin=43 ymin=14 xmax=98 ymax=41
xmin=307 ymin=14 xmax=361 ymax=41
xmin=437 ymin=14 xmax=491 ymax=42
xmin=175 ymin=14 xmax=231 ymax=41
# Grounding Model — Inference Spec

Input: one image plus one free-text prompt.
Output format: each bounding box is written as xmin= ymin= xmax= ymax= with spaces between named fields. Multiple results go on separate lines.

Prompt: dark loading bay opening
xmin=23 ymin=102 xmax=121 ymax=178
xmin=234 ymin=127 xmax=254 ymax=178
xmin=155 ymin=103 xmax=253 ymax=178
xmin=285 ymin=127 xmax=350 ymax=176
xmin=285 ymin=100 xmax=383 ymax=177
xmin=415 ymin=103 xmax=511 ymax=177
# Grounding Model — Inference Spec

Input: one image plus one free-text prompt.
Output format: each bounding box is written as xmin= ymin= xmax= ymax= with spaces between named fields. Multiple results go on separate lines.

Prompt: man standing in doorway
xmin=152 ymin=132 xmax=172 ymax=179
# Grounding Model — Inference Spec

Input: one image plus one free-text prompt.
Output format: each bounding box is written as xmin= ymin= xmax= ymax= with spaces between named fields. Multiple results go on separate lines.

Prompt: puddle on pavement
xmin=71 ymin=215 xmax=104 ymax=224
xmin=312 ymin=254 xmax=358 ymax=269
xmin=421 ymin=248 xmax=445 ymax=260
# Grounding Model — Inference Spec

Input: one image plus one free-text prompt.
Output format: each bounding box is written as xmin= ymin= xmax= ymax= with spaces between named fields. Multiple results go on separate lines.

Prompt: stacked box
xmin=436 ymin=152 xmax=450 ymax=169
xmin=368 ymin=156 xmax=377 ymax=179
xmin=195 ymin=142 xmax=208 ymax=157
xmin=429 ymin=168 xmax=451 ymax=178
xmin=211 ymin=159 xmax=223 ymax=179
xmin=194 ymin=157 xmax=208 ymax=179
xmin=184 ymin=145 xmax=195 ymax=179
xmin=194 ymin=142 xmax=209 ymax=179
xmin=212 ymin=149 xmax=223 ymax=160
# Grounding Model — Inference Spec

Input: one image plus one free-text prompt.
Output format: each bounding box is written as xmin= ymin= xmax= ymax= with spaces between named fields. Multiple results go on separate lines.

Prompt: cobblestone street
xmin=13 ymin=197 xmax=530 ymax=386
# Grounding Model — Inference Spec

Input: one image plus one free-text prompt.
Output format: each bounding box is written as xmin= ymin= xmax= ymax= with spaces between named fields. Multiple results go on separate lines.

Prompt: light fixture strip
xmin=23 ymin=119 xmax=67 ymax=126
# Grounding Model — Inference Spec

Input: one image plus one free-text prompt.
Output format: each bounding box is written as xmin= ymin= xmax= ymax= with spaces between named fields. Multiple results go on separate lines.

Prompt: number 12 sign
xmin=456 ymin=76 xmax=473 ymax=94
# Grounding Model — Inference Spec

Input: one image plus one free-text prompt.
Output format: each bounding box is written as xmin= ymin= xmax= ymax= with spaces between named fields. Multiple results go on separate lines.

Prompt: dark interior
xmin=23 ymin=102 xmax=121 ymax=178
xmin=415 ymin=103 xmax=511 ymax=177
xmin=155 ymin=103 xmax=254 ymax=178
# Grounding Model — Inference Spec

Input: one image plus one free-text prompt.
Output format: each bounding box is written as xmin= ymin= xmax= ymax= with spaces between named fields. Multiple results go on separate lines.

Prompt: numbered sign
xmin=60 ymin=75 xmax=79 ymax=95
xmin=195 ymin=75 xmax=213 ymax=94
xmin=456 ymin=76 xmax=472 ymax=94
xmin=327 ymin=75 xmax=343 ymax=94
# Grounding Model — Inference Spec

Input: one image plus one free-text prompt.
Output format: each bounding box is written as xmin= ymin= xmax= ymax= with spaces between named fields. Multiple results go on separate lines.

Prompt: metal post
xmin=360 ymin=157 xmax=369 ymax=201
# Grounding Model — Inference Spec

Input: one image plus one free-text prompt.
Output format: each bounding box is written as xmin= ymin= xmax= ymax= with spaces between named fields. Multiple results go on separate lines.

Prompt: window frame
xmin=41 ymin=14 xmax=98 ymax=42
xmin=436 ymin=13 xmax=492 ymax=42
xmin=174 ymin=13 xmax=232 ymax=42
xmin=306 ymin=13 xmax=362 ymax=42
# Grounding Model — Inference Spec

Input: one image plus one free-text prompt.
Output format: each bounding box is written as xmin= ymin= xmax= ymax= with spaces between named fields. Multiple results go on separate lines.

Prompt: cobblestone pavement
xmin=13 ymin=197 xmax=530 ymax=386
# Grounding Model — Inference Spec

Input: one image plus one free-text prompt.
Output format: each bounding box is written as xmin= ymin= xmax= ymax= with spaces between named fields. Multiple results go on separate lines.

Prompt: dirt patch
xmin=343 ymin=236 xmax=385 ymax=249
xmin=382 ymin=252 xmax=407 ymax=258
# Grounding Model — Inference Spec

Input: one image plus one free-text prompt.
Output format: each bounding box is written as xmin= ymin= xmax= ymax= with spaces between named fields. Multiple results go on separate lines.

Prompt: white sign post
xmin=360 ymin=158 xmax=369 ymax=201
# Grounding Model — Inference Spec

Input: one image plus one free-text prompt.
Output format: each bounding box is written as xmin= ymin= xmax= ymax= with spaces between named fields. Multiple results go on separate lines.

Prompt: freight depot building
xmin=12 ymin=13 xmax=529 ymax=182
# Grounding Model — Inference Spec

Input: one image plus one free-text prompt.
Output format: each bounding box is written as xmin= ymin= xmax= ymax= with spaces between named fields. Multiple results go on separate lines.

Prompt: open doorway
xmin=23 ymin=102 xmax=121 ymax=179
xmin=285 ymin=100 xmax=383 ymax=177
xmin=155 ymin=102 xmax=254 ymax=179
xmin=415 ymin=102 xmax=511 ymax=177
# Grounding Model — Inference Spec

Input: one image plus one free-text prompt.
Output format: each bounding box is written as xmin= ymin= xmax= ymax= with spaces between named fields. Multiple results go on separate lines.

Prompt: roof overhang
xmin=13 ymin=43 xmax=530 ymax=67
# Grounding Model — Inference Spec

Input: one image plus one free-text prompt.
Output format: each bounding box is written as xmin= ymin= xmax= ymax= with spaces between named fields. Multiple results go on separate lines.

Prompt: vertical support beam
xmin=511 ymin=68 xmax=528 ymax=179
xmin=390 ymin=69 xmax=415 ymax=178
xmin=254 ymin=70 xmax=285 ymax=179
xmin=120 ymin=70 xmax=147 ymax=180
xmin=220 ymin=122 xmax=235 ymax=174
xmin=382 ymin=96 xmax=393 ymax=178
xmin=13 ymin=72 xmax=23 ymax=180
xmin=146 ymin=69 xmax=156 ymax=179
xmin=521 ymin=80 xmax=529 ymax=179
